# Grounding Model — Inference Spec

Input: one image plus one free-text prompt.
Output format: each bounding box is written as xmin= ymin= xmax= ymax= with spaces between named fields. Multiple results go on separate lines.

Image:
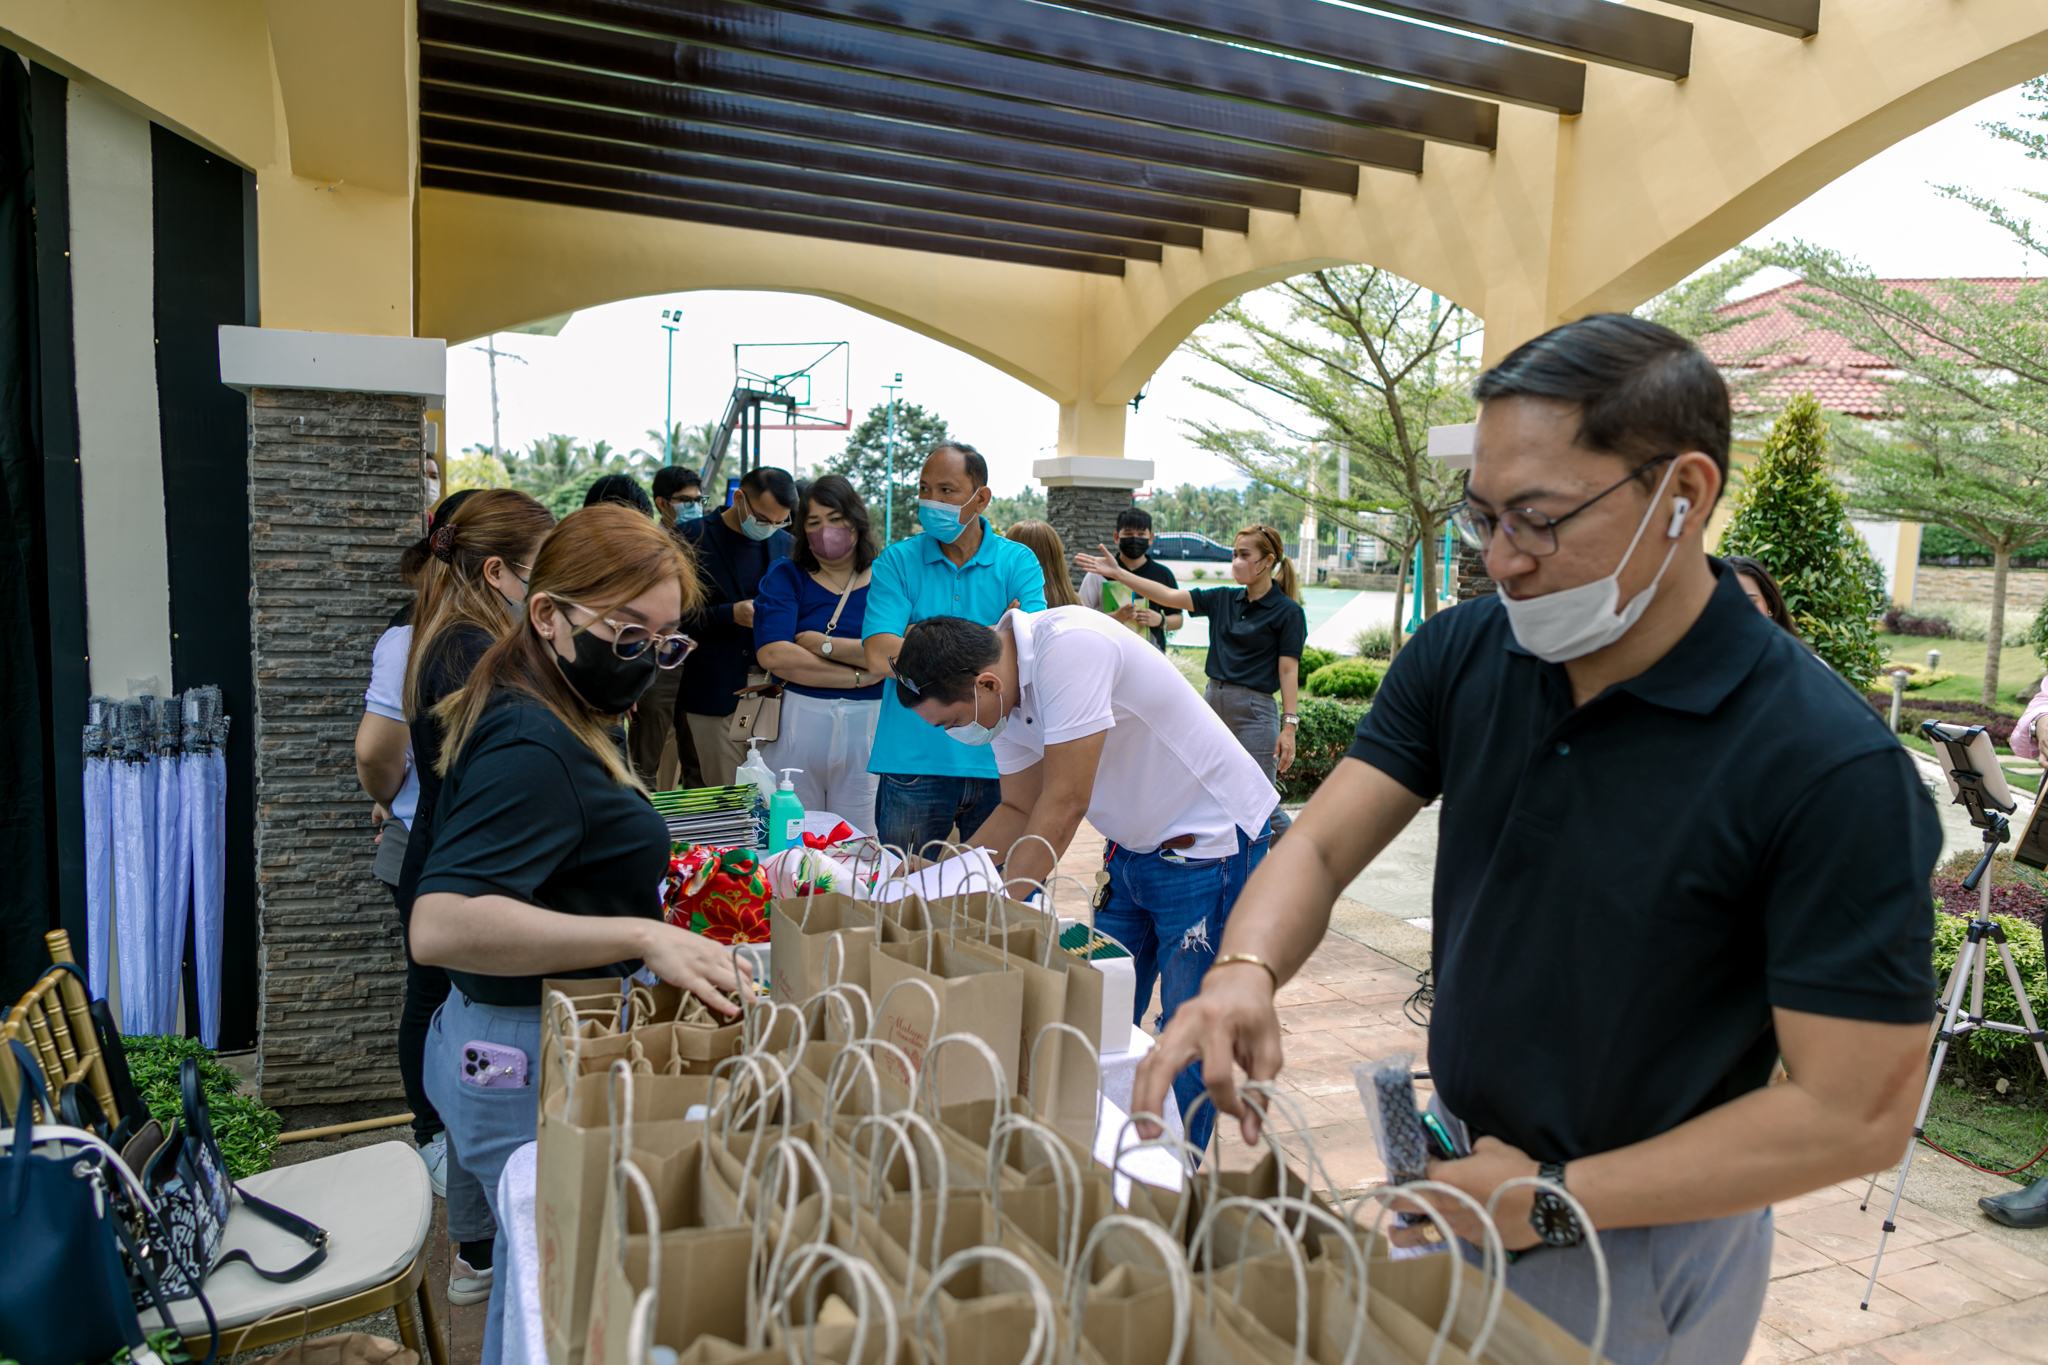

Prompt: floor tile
xmin=1957 ymin=1297 xmax=2048 ymax=1362
xmin=1865 ymin=1317 xmax=2032 ymax=1364
xmin=1837 ymin=1244 xmax=1935 ymax=1281
xmin=1772 ymin=1231 xmax=1842 ymax=1279
xmin=1744 ymin=1320 xmax=1815 ymax=1362
xmin=1762 ymin=1265 xmax=1943 ymax=1354
xmin=1878 ymin=1260 xmax=2012 ymax=1316
xmin=1774 ymin=1201 xmax=1966 ymax=1261
xmin=1935 ymin=1233 xmax=2048 ymax=1301
xmin=1273 ymin=978 xmax=1342 ymax=1007
xmin=1276 ymin=999 xmax=1385 ymax=1033
xmin=1776 ymin=1185 xmax=1861 ymax=1218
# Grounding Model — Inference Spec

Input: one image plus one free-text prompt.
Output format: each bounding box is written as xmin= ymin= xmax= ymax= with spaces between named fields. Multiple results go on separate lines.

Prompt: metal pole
xmin=663 ymin=323 xmax=677 ymax=464
xmin=487 ymin=337 xmax=500 ymax=460
xmin=883 ymin=373 xmax=902 ymax=543
xmin=1407 ymin=539 xmax=1424 ymax=633
xmin=1442 ymin=521 xmax=1454 ymax=598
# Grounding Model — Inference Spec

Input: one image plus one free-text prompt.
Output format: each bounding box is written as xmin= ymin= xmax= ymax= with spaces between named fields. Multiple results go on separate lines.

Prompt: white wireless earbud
xmin=1667 ymin=496 xmax=1692 ymax=539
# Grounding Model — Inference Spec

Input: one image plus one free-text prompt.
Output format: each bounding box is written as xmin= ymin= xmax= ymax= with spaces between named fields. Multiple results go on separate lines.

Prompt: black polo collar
xmin=1502 ymin=558 xmax=1776 ymax=717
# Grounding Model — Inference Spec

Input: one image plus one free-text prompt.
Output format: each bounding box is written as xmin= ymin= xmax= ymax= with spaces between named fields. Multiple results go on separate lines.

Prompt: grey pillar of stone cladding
xmin=1045 ymin=486 xmax=1137 ymax=592
xmin=248 ymin=386 xmax=422 ymax=1110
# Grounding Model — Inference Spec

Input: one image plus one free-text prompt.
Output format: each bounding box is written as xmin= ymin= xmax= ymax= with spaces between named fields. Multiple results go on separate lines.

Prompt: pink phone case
xmin=461 ymin=1041 xmax=528 ymax=1088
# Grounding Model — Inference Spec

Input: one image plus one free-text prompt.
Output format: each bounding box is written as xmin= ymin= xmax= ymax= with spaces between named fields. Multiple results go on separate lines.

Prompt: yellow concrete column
xmin=1055 ymin=399 xmax=1129 ymax=463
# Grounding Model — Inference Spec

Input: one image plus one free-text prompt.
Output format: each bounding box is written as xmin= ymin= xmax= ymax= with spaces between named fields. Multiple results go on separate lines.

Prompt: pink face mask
xmin=808 ymin=524 xmax=857 ymax=561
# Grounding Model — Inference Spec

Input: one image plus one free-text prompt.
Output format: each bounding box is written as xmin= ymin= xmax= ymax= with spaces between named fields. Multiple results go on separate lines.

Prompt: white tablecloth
xmin=498 ymin=1141 xmax=546 ymax=1365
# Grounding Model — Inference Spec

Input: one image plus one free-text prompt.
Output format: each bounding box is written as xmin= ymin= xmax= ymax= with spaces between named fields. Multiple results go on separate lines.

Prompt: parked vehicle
xmin=1147 ymin=531 xmax=1233 ymax=562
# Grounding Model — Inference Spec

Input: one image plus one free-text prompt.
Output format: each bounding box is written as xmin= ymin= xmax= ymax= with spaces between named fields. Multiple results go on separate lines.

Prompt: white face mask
xmin=1498 ymin=461 xmax=1689 ymax=664
xmin=945 ymin=678 xmax=1009 ymax=746
xmin=424 ymin=480 xmax=441 ymax=507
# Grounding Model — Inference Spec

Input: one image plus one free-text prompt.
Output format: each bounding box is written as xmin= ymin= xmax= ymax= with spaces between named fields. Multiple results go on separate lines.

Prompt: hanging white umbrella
xmin=110 ymin=699 xmax=158 ymax=1035
xmin=151 ymin=694 xmax=188 ymax=1034
xmin=182 ymin=686 xmax=228 ymax=1048
xmin=82 ymin=697 xmax=113 ymax=1000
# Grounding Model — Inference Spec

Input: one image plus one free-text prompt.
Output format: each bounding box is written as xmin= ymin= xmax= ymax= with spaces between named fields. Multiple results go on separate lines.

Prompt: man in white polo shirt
xmin=890 ymin=606 xmax=1277 ymax=1152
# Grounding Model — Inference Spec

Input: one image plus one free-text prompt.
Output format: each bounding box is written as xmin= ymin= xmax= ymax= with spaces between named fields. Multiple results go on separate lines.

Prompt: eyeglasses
xmin=889 ymin=658 xmax=970 ymax=699
xmin=1452 ymin=454 xmax=1675 ymax=559
xmin=559 ymin=601 xmax=696 ymax=669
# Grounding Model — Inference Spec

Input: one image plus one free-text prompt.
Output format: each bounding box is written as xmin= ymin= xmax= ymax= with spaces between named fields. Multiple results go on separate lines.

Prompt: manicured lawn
xmin=1877 ymin=632 xmax=2044 ymax=711
xmin=1926 ymin=1081 xmax=2048 ymax=1187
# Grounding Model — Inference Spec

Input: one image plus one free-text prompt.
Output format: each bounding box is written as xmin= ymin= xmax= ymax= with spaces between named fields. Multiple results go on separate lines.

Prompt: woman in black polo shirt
xmin=410 ymin=503 xmax=746 ymax=1360
xmin=1079 ymin=522 xmax=1308 ymax=833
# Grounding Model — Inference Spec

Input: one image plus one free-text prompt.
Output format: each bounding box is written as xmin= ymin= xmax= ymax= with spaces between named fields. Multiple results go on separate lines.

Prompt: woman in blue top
xmin=753 ymin=474 xmax=886 ymax=833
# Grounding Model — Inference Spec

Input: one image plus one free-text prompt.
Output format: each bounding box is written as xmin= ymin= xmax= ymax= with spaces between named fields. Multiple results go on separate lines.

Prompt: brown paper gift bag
xmin=583 ymin=1153 xmax=757 ymax=1365
xmin=1064 ymin=1215 xmax=1257 ymax=1365
xmin=538 ymin=1033 xmax=711 ymax=1365
xmin=1363 ymin=1248 xmax=1620 ymax=1365
xmin=770 ymin=892 xmax=882 ymax=1003
xmin=870 ymin=935 xmax=1024 ymax=1106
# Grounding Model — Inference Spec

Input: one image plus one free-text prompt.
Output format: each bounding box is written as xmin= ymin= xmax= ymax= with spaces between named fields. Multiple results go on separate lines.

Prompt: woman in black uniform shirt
xmin=411 ymin=503 xmax=746 ymax=1362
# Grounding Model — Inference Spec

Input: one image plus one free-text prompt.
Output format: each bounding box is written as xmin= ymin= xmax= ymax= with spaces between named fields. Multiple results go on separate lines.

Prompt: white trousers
xmin=763 ymin=690 xmax=882 ymax=837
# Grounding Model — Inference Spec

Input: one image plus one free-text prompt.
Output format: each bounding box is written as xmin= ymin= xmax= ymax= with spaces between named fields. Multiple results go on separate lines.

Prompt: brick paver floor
xmin=1061 ymin=820 xmax=2048 ymax=1364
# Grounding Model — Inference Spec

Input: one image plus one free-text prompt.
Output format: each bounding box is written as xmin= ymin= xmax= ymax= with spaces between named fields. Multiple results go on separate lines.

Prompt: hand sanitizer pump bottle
xmin=736 ymin=738 xmax=777 ymax=849
xmin=768 ymin=769 xmax=806 ymax=853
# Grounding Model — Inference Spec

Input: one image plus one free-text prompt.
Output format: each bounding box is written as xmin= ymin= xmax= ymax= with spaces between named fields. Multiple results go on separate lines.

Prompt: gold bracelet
xmin=1209 ymin=953 xmax=1280 ymax=992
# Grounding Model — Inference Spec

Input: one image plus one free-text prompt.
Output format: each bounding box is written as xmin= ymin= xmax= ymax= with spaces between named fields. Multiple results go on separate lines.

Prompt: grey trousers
xmin=1458 ymin=1205 xmax=1773 ymax=1365
xmin=1204 ymin=679 xmax=1292 ymax=834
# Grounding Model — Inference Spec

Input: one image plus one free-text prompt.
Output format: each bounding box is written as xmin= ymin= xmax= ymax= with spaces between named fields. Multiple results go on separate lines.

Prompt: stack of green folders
xmin=647 ymin=785 xmax=764 ymax=849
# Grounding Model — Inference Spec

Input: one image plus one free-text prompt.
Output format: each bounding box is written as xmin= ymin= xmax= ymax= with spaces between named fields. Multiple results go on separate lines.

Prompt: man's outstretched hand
xmin=1129 ymin=960 xmax=1286 ymax=1146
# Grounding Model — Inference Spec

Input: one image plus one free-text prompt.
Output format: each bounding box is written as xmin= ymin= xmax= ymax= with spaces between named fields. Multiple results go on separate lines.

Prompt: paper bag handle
xmin=1108 ymin=1121 xmax=1212 ymax=1242
xmin=886 ymin=1108 xmax=954 ymax=1279
xmin=985 ymin=1112 xmax=1080 ymax=1279
xmin=1489 ymin=1177 xmax=1608 ymax=1365
xmin=869 ymin=977 xmax=941 ymax=1090
xmin=612 ymin=1156 xmax=660 ymax=1287
xmin=914 ymin=1031 xmax=1010 ymax=1122
xmin=916 ymin=1246 xmax=1055 ymax=1365
xmin=746 ymin=1134 xmax=836 ymax=1348
xmin=605 ymin=1059 xmax=635 ymax=1175
xmin=1191 ymin=1196 xmax=1310 ymax=1365
xmin=626 ymin=1288 xmax=659 ymax=1365
xmin=1063 ymin=1217 xmax=1191 ymax=1365
xmin=1027 ymin=1021 xmax=1102 ymax=1135
xmin=774 ymin=1240 xmax=900 ymax=1365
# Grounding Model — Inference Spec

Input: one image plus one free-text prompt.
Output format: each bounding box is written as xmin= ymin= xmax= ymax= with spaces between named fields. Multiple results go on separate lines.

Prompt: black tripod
xmin=1860 ymin=807 xmax=2048 ymax=1308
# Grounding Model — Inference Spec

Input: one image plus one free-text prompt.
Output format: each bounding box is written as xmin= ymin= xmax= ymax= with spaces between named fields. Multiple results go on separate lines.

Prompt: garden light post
xmin=1930 ymin=649 xmax=1943 ymax=671
xmin=1889 ymin=669 xmax=1910 ymax=733
xmin=659 ymin=309 xmax=680 ymax=463
xmin=883 ymin=373 xmax=901 ymax=542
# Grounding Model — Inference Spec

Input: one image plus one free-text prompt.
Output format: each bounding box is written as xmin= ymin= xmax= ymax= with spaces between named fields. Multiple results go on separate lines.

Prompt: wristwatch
xmin=1529 ymin=1162 xmax=1584 ymax=1248
xmin=851 ymin=670 xmax=865 ymax=687
xmin=1281 ymin=713 xmax=1300 ymax=727
xmin=820 ymin=639 xmax=835 ymax=656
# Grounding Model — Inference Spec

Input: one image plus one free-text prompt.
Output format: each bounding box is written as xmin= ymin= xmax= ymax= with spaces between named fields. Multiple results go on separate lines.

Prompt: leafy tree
xmin=500 ymin=433 xmax=657 ymax=519
xmin=1716 ymin=393 xmax=1888 ymax=686
xmin=1179 ymin=267 xmax=1480 ymax=651
xmin=986 ymin=484 xmax=1046 ymax=531
xmin=1143 ymin=482 xmax=1302 ymax=544
xmin=827 ymin=401 xmax=951 ymax=543
xmin=446 ymin=446 xmax=512 ymax=493
xmin=1633 ymin=255 xmax=1765 ymax=343
xmin=635 ymin=420 xmax=721 ymax=469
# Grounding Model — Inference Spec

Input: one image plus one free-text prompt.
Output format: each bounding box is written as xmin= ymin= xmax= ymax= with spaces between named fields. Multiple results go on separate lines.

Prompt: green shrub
xmin=1298 ymin=646 xmax=1338 ymax=676
xmin=1305 ymin=658 xmax=1383 ymax=700
xmin=1282 ymin=696 xmax=1370 ymax=801
xmin=125 ymin=1035 xmax=282 ymax=1178
xmin=1351 ymin=623 xmax=1396 ymax=659
xmin=1932 ymin=913 xmax=2048 ymax=1079
xmin=1716 ymin=393 xmax=1887 ymax=687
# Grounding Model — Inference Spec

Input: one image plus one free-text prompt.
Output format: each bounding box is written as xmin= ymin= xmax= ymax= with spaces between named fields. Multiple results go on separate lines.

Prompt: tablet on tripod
xmin=1924 ymin=721 xmax=2016 ymax=829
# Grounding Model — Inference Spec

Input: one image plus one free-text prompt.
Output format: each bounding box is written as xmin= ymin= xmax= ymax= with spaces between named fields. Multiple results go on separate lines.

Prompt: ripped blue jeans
xmin=1096 ymin=823 xmax=1269 ymax=1156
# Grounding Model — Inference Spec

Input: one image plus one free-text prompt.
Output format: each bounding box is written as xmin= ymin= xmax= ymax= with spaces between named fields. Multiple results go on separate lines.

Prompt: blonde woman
xmin=410 ymin=504 xmax=747 ymax=1360
xmin=1004 ymin=518 xmax=1081 ymax=607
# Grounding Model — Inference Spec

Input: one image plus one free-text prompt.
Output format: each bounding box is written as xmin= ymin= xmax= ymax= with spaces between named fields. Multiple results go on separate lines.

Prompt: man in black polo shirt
xmin=1080 ymin=507 xmax=1182 ymax=651
xmin=1133 ymin=316 xmax=1938 ymax=1365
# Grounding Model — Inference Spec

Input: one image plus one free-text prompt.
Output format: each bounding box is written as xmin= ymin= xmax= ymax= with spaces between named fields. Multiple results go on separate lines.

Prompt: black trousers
xmin=388 ymin=881 xmax=451 ymax=1144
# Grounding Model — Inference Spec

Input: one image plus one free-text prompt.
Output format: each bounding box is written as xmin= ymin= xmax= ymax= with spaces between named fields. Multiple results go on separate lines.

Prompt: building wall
xmin=1911 ymin=567 xmax=2048 ymax=618
xmin=247 ymin=385 xmax=421 ymax=1109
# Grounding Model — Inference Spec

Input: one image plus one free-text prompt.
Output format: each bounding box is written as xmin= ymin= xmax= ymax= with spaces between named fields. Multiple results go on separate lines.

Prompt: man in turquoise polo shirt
xmin=862 ymin=442 xmax=1048 ymax=852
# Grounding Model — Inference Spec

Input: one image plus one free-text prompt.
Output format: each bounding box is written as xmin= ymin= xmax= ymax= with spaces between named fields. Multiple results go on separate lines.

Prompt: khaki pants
xmin=628 ymin=664 xmax=684 ymax=789
xmin=685 ymin=710 xmax=749 ymax=788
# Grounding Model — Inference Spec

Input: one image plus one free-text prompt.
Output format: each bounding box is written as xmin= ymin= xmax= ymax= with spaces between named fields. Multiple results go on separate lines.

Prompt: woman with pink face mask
xmin=753 ymin=474 xmax=885 ymax=832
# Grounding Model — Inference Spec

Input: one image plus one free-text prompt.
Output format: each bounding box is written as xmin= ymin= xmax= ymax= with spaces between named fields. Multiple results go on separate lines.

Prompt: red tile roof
xmin=1702 ymin=277 xmax=2033 ymax=417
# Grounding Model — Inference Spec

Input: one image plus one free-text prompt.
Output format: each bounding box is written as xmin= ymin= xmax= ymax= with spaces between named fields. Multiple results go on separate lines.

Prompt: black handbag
xmin=0 ymin=1040 xmax=211 ymax=1365
xmin=142 ymin=1057 xmax=328 ymax=1299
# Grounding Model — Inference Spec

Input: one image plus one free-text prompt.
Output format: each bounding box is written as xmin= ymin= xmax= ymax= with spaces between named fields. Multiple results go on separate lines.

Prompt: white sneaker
xmin=448 ymin=1252 xmax=493 ymax=1307
xmin=419 ymin=1133 xmax=448 ymax=1200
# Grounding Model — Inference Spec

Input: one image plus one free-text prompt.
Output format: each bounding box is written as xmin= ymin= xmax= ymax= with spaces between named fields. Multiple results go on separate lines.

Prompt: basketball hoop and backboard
xmin=736 ymin=341 xmax=852 ymax=432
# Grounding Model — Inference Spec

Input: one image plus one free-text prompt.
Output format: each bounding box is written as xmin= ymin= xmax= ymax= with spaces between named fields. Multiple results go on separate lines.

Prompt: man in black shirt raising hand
xmin=1134 ymin=315 xmax=1939 ymax=1365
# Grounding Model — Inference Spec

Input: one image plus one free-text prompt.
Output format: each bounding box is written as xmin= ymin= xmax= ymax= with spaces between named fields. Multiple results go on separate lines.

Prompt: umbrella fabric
xmin=182 ymin=687 xmax=229 ymax=1047
xmin=151 ymin=696 xmax=189 ymax=1033
xmin=183 ymin=746 xmax=226 ymax=1046
xmin=82 ymin=697 xmax=113 ymax=1000
xmin=110 ymin=728 xmax=157 ymax=1034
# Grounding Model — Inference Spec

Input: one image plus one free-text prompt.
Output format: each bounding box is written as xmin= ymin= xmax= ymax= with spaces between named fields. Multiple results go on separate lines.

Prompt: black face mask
xmin=552 ymin=628 xmax=660 ymax=714
xmin=1118 ymin=536 xmax=1149 ymax=560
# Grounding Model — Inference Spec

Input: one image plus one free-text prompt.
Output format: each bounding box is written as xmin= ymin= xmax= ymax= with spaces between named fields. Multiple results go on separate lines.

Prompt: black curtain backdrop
xmin=152 ymin=124 xmax=259 ymax=1050
xmin=0 ymin=55 xmax=46 ymax=999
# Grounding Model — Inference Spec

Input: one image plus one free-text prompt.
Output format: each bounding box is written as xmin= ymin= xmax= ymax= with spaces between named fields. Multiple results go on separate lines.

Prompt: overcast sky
xmin=443 ymin=81 xmax=2045 ymax=498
